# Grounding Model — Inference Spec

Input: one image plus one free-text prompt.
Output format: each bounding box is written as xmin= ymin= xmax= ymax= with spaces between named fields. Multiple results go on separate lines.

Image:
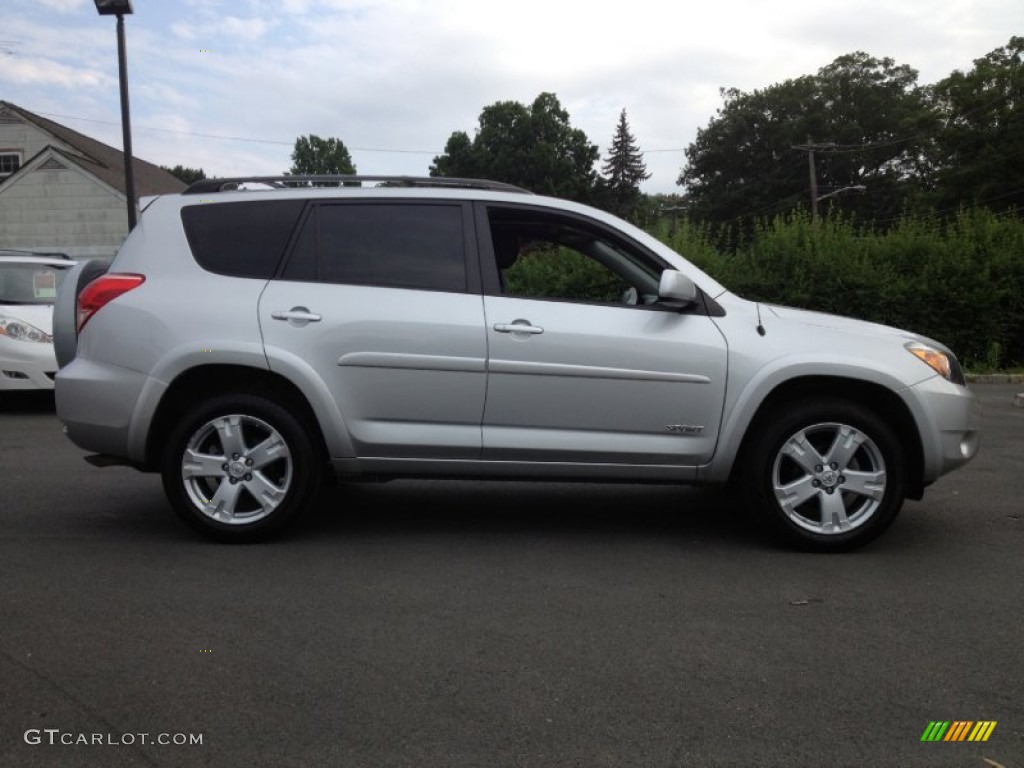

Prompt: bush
xmin=653 ymin=209 xmax=1024 ymax=367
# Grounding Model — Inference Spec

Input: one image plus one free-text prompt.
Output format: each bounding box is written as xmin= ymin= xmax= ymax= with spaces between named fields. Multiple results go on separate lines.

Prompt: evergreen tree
xmin=161 ymin=164 xmax=206 ymax=185
xmin=600 ymin=109 xmax=650 ymax=221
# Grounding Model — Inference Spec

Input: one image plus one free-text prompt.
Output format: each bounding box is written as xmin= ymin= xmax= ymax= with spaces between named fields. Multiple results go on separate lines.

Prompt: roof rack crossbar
xmin=183 ymin=175 xmax=532 ymax=195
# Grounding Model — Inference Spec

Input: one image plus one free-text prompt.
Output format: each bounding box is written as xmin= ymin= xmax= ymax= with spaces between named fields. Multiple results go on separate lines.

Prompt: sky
xmin=1 ymin=0 xmax=1021 ymax=194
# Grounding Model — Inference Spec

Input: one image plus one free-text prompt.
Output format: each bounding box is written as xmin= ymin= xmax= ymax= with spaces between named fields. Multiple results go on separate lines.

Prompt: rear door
xmin=259 ymin=200 xmax=487 ymax=459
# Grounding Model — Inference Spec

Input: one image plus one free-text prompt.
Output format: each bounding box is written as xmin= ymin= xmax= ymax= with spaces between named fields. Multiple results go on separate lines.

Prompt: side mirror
xmin=657 ymin=270 xmax=698 ymax=306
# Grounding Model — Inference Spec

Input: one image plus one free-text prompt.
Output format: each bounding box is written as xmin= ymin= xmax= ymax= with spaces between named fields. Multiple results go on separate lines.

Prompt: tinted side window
xmin=182 ymin=200 xmax=305 ymax=278
xmin=487 ymin=208 xmax=664 ymax=306
xmin=284 ymin=203 xmax=467 ymax=292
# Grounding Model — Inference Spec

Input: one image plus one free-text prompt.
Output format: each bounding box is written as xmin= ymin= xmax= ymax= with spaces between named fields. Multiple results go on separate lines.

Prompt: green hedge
xmin=656 ymin=210 xmax=1024 ymax=368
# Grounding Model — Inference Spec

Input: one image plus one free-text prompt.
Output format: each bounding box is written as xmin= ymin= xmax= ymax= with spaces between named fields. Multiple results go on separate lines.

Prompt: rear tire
xmin=161 ymin=394 xmax=322 ymax=542
xmin=743 ymin=398 xmax=906 ymax=552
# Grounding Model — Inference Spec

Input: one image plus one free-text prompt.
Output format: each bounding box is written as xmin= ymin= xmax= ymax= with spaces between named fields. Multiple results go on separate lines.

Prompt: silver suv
xmin=53 ymin=175 xmax=979 ymax=549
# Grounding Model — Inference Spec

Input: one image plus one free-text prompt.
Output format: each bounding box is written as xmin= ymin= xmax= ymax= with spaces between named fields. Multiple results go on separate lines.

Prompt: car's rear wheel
xmin=743 ymin=398 xmax=906 ymax=551
xmin=161 ymin=394 xmax=322 ymax=542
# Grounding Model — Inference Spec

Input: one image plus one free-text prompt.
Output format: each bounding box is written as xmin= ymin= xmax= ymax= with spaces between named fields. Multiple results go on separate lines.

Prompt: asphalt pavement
xmin=0 ymin=385 xmax=1021 ymax=767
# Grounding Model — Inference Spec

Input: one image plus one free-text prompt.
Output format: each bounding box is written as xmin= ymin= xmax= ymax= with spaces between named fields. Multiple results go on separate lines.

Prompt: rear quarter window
xmin=181 ymin=200 xmax=306 ymax=278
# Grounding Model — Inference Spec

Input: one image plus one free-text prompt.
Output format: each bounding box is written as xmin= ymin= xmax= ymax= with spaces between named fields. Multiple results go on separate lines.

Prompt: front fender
xmin=702 ymin=354 xmax=929 ymax=484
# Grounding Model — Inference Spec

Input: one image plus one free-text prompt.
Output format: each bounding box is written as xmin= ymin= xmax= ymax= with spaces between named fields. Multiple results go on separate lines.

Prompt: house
xmin=0 ymin=100 xmax=186 ymax=257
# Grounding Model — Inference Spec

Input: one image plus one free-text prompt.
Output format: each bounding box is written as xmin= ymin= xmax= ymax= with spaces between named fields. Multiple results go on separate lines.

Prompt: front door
xmin=478 ymin=205 xmax=728 ymax=466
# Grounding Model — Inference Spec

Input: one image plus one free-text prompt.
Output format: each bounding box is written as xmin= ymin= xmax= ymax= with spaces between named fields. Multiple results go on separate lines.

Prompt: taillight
xmin=77 ymin=274 xmax=146 ymax=333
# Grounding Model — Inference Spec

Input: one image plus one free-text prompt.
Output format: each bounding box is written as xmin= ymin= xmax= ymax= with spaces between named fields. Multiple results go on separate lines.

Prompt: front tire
xmin=161 ymin=394 xmax=322 ymax=542
xmin=743 ymin=398 xmax=906 ymax=551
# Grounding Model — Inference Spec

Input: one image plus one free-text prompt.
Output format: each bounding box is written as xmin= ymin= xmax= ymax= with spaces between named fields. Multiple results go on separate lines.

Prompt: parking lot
xmin=1 ymin=383 xmax=1021 ymax=767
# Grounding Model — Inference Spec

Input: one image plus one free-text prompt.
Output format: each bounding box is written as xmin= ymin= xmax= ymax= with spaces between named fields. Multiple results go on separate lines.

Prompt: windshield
xmin=0 ymin=263 xmax=70 ymax=306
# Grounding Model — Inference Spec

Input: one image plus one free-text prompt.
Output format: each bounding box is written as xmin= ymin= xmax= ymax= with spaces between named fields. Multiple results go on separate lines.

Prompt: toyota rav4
xmin=53 ymin=175 xmax=980 ymax=549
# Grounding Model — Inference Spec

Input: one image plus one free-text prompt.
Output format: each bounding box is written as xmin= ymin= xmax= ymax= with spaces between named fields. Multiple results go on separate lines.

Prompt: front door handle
xmin=271 ymin=307 xmax=322 ymax=325
xmin=493 ymin=321 xmax=544 ymax=335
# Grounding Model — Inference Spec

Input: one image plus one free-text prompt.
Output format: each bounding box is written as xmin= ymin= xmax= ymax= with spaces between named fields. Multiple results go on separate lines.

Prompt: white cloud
xmin=0 ymin=58 xmax=110 ymax=88
xmin=36 ymin=0 xmax=88 ymax=12
xmin=218 ymin=15 xmax=274 ymax=42
xmin=171 ymin=22 xmax=196 ymax=41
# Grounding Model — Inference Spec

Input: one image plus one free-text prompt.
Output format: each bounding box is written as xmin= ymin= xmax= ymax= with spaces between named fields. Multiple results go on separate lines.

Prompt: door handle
xmin=271 ymin=307 xmax=322 ymax=324
xmin=493 ymin=322 xmax=544 ymax=335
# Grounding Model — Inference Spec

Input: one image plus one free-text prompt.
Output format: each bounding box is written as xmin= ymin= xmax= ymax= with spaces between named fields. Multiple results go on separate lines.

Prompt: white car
xmin=0 ymin=250 xmax=75 ymax=390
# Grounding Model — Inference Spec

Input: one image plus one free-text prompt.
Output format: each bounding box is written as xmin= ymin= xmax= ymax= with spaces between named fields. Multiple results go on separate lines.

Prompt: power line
xmin=34 ymin=108 xmax=692 ymax=160
xmin=31 ymin=109 xmax=441 ymax=154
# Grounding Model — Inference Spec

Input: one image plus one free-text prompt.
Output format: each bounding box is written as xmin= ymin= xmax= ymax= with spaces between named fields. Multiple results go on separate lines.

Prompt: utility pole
xmin=659 ymin=204 xmax=684 ymax=237
xmin=791 ymin=137 xmax=835 ymax=221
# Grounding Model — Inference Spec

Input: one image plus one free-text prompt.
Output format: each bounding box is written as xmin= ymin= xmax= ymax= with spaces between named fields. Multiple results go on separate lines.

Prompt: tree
xmin=288 ymin=135 xmax=356 ymax=184
xmin=678 ymin=52 xmax=937 ymax=229
xmin=431 ymin=92 xmax=600 ymax=203
xmin=161 ymin=164 xmax=206 ymax=185
xmin=600 ymin=108 xmax=650 ymax=221
xmin=929 ymin=36 xmax=1024 ymax=213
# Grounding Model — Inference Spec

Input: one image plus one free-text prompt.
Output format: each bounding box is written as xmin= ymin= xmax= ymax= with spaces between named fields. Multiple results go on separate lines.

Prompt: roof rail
xmin=183 ymin=175 xmax=532 ymax=195
xmin=0 ymin=249 xmax=73 ymax=260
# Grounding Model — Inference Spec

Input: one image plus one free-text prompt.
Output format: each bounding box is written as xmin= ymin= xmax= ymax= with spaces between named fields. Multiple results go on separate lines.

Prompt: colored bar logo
xmin=921 ymin=721 xmax=997 ymax=742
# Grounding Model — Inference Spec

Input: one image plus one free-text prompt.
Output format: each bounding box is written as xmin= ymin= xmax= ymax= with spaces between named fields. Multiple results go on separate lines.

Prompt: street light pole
xmin=95 ymin=0 xmax=137 ymax=230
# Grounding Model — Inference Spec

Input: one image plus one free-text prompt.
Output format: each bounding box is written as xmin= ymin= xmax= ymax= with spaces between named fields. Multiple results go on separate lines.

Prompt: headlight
xmin=0 ymin=315 xmax=52 ymax=344
xmin=905 ymin=341 xmax=953 ymax=380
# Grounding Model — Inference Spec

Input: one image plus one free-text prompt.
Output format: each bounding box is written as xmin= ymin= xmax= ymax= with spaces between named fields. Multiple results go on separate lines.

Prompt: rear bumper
xmin=55 ymin=357 xmax=149 ymax=460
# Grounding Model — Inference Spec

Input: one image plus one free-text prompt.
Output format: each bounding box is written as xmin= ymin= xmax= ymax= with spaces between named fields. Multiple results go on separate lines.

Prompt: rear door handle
xmin=493 ymin=322 xmax=544 ymax=335
xmin=271 ymin=307 xmax=322 ymax=325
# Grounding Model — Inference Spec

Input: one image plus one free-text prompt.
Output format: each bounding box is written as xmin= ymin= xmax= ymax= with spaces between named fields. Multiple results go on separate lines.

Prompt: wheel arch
xmin=144 ymin=364 xmax=332 ymax=469
xmin=726 ymin=375 xmax=925 ymax=500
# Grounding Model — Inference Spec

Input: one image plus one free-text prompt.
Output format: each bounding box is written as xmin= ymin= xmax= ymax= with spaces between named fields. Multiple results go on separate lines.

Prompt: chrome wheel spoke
xmin=842 ymin=469 xmax=886 ymax=499
xmin=247 ymin=434 xmax=289 ymax=471
xmin=242 ymin=472 xmax=286 ymax=512
xmin=780 ymin=431 xmax=825 ymax=475
xmin=182 ymin=448 xmax=226 ymax=479
xmin=775 ymin=475 xmax=819 ymax=512
xmin=824 ymin=425 xmax=865 ymax=471
xmin=212 ymin=415 xmax=248 ymax=458
xmin=820 ymin=490 xmax=851 ymax=533
xmin=205 ymin=477 xmax=244 ymax=521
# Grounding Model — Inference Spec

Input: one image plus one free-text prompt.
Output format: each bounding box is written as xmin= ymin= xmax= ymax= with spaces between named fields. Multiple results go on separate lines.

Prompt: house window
xmin=0 ymin=153 xmax=21 ymax=177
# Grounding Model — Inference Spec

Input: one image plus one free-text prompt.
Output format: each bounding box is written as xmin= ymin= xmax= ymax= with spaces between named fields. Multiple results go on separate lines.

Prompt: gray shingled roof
xmin=0 ymin=101 xmax=187 ymax=196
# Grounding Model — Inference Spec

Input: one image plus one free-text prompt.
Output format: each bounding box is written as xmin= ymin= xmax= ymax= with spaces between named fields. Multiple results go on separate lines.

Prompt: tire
xmin=743 ymin=398 xmax=906 ymax=552
xmin=161 ymin=394 xmax=322 ymax=542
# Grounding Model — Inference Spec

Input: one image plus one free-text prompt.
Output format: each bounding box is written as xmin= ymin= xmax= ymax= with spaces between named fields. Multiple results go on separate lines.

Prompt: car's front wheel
xmin=743 ymin=398 xmax=906 ymax=551
xmin=161 ymin=394 xmax=322 ymax=542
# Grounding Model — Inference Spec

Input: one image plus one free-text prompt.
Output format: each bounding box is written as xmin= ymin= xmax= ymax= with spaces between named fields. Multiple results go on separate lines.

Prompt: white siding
xmin=0 ymin=115 xmax=74 ymax=170
xmin=0 ymin=160 xmax=128 ymax=258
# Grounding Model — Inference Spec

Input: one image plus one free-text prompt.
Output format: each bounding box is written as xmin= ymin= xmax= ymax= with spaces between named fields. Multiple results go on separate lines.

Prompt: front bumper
xmin=908 ymin=375 xmax=981 ymax=484
xmin=0 ymin=340 xmax=58 ymax=390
